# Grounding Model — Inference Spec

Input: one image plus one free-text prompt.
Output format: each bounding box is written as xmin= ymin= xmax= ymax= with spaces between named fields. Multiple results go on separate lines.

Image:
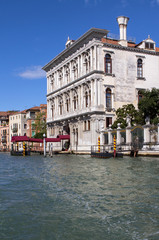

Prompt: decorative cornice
xmin=103 ymin=42 xmax=159 ymax=56
xmin=47 ymin=110 xmax=106 ymax=124
xmin=43 ymin=28 xmax=109 ymax=71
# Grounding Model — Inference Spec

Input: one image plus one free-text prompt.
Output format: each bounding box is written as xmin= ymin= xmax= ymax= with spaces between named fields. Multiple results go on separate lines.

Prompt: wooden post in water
xmin=23 ymin=142 xmax=25 ymax=156
xmin=98 ymin=136 xmax=100 ymax=152
xmin=114 ymin=135 xmax=116 ymax=158
xmin=43 ymin=134 xmax=46 ymax=157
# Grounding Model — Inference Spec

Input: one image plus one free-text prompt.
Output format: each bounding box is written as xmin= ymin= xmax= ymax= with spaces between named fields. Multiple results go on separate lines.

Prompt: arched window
xmin=137 ymin=59 xmax=143 ymax=78
xmin=85 ymin=91 xmax=88 ymax=107
xmin=105 ymin=54 xmax=112 ymax=74
xmin=66 ymin=99 xmax=69 ymax=112
xmin=73 ymin=96 xmax=77 ymax=110
xmin=59 ymin=102 xmax=62 ymax=115
xmin=106 ymin=88 xmax=112 ymax=109
xmin=51 ymin=104 xmax=54 ymax=118
xmin=58 ymin=98 xmax=63 ymax=115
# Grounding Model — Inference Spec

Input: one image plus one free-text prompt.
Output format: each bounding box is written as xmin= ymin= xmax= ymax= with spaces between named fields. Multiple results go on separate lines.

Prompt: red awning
xmin=45 ymin=138 xmax=61 ymax=142
xmin=11 ymin=136 xmax=62 ymax=143
xmin=29 ymin=138 xmax=43 ymax=143
xmin=11 ymin=136 xmax=29 ymax=142
xmin=57 ymin=135 xmax=70 ymax=140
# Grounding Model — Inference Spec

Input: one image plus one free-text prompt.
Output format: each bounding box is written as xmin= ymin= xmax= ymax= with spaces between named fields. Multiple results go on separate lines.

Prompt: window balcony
xmin=12 ymin=127 xmax=18 ymax=133
xmin=105 ymin=107 xmax=115 ymax=113
xmin=2 ymin=136 xmax=7 ymax=143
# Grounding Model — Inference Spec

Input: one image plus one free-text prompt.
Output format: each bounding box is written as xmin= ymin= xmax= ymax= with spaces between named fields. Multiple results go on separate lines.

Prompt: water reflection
xmin=0 ymin=153 xmax=159 ymax=240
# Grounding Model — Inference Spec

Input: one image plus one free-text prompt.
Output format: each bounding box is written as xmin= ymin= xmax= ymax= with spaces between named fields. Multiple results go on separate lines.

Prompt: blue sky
xmin=0 ymin=0 xmax=159 ymax=111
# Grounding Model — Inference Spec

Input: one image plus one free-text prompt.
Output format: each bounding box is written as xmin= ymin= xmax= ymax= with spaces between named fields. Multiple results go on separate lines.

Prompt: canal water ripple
xmin=0 ymin=153 xmax=159 ymax=240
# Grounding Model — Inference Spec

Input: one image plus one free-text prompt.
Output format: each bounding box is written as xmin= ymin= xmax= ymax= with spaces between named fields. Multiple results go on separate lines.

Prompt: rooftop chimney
xmin=117 ymin=16 xmax=129 ymax=46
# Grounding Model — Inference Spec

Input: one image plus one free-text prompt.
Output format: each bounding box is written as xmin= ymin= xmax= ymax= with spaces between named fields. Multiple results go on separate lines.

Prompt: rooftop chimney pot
xmin=117 ymin=16 xmax=129 ymax=41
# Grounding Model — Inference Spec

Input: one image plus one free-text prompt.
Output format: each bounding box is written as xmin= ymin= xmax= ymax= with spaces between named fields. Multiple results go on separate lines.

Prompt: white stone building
xmin=43 ymin=16 xmax=159 ymax=152
xmin=9 ymin=111 xmax=27 ymax=149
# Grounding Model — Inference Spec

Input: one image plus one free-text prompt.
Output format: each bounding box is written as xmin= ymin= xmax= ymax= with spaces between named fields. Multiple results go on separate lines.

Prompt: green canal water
xmin=0 ymin=153 xmax=159 ymax=240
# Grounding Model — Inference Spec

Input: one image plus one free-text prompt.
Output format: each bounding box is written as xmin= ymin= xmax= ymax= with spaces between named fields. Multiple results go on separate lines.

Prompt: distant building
xmin=0 ymin=112 xmax=10 ymax=151
xmin=43 ymin=16 xmax=159 ymax=152
xmin=9 ymin=110 xmax=27 ymax=149
xmin=26 ymin=104 xmax=47 ymax=138
xmin=0 ymin=111 xmax=17 ymax=151
xmin=9 ymin=104 xmax=47 ymax=150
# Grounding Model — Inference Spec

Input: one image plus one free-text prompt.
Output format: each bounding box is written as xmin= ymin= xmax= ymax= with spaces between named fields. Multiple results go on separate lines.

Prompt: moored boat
xmin=91 ymin=145 xmax=123 ymax=158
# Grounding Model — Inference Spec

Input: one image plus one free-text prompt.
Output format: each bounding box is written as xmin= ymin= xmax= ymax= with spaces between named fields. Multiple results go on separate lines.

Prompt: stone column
xmin=116 ymin=123 xmax=121 ymax=146
xmin=78 ymin=55 xmax=80 ymax=78
xmin=94 ymin=45 xmax=97 ymax=70
xmin=108 ymin=125 xmax=113 ymax=145
xmin=63 ymin=94 xmax=65 ymax=115
xmin=143 ymin=117 xmax=151 ymax=150
xmin=98 ymin=45 xmax=102 ymax=71
xmin=91 ymin=79 xmax=94 ymax=107
xmin=55 ymin=96 xmax=58 ymax=117
xmin=69 ymin=123 xmax=73 ymax=151
xmin=78 ymin=86 xmax=81 ymax=110
xmin=98 ymin=79 xmax=102 ymax=106
xmin=94 ymin=79 xmax=98 ymax=107
xmin=70 ymin=90 xmax=73 ymax=113
xmin=62 ymin=67 xmax=65 ymax=85
xmin=111 ymin=88 xmax=115 ymax=109
xmin=47 ymin=76 xmax=49 ymax=93
xmin=99 ymin=118 xmax=104 ymax=146
xmin=90 ymin=47 xmax=93 ymax=71
xmin=91 ymin=117 xmax=97 ymax=145
xmin=70 ymin=62 xmax=73 ymax=82
xmin=126 ymin=126 xmax=131 ymax=149
xmin=143 ymin=125 xmax=151 ymax=144
xmin=97 ymin=79 xmax=100 ymax=106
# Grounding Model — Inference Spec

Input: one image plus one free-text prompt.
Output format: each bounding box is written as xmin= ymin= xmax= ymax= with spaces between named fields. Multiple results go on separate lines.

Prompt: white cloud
xmin=150 ymin=0 xmax=159 ymax=5
xmin=18 ymin=66 xmax=46 ymax=79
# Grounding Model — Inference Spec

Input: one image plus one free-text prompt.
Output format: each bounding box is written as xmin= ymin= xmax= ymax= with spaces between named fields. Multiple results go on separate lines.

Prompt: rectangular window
xmin=106 ymin=117 xmax=112 ymax=128
xmin=32 ymin=131 xmax=35 ymax=137
xmin=145 ymin=42 xmax=154 ymax=50
xmin=84 ymin=121 xmax=87 ymax=131
xmin=88 ymin=120 xmax=90 ymax=131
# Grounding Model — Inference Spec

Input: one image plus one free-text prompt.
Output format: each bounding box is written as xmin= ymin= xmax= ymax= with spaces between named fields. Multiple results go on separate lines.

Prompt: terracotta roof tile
xmin=101 ymin=38 xmax=119 ymax=45
xmin=155 ymin=47 xmax=159 ymax=52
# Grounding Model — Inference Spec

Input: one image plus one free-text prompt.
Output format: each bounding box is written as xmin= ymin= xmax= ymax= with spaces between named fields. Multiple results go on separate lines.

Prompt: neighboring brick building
xmin=26 ymin=104 xmax=47 ymax=138
xmin=9 ymin=104 xmax=47 ymax=150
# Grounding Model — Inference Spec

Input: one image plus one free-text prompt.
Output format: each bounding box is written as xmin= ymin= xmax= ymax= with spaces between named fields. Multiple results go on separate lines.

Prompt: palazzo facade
xmin=43 ymin=16 xmax=159 ymax=152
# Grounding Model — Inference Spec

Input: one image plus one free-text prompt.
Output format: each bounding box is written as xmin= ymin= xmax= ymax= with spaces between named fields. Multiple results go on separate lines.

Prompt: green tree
xmin=138 ymin=88 xmax=159 ymax=125
xmin=111 ymin=104 xmax=142 ymax=129
xmin=32 ymin=112 xmax=47 ymax=138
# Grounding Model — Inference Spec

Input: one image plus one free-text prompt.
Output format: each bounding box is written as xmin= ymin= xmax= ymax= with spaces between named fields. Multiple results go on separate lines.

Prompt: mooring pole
xmin=114 ymin=135 xmax=116 ymax=158
xmin=23 ymin=142 xmax=25 ymax=156
xmin=98 ymin=136 xmax=100 ymax=152
xmin=43 ymin=134 xmax=46 ymax=157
